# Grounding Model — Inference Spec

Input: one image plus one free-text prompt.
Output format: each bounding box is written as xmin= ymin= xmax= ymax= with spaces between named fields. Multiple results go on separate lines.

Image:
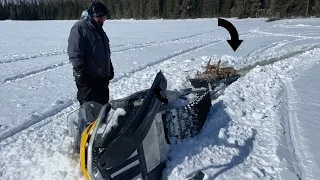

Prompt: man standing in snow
xmin=67 ymin=2 xmax=114 ymax=106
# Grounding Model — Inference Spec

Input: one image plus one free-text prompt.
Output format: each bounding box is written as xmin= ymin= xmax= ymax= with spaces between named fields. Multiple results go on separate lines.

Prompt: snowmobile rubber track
xmin=164 ymin=89 xmax=211 ymax=143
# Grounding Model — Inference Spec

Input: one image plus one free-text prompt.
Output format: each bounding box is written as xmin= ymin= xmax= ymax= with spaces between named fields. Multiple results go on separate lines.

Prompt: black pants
xmin=76 ymin=77 xmax=110 ymax=106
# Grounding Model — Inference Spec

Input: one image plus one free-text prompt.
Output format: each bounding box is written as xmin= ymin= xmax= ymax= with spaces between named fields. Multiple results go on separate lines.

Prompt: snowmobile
xmin=67 ymin=69 xmax=238 ymax=180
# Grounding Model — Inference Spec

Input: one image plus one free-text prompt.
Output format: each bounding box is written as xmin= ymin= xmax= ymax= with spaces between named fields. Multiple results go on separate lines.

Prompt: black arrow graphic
xmin=155 ymin=84 xmax=168 ymax=104
xmin=218 ymin=18 xmax=243 ymax=51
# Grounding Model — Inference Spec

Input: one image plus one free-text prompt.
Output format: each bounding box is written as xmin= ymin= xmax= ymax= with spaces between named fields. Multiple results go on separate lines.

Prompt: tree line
xmin=0 ymin=0 xmax=320 ymax=20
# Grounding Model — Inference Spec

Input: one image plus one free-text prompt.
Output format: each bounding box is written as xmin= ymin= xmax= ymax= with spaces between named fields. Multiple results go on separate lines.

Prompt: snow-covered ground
xmin=0 ymin=18 xmax=320 ymax=180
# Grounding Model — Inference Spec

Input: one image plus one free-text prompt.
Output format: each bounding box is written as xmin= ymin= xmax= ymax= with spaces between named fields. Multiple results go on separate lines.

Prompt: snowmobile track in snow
xmin=0 ymin=40 xmax=221 ymax=87
xmin=111 ymin=39 xmax=225 ymax=82
xmin=0 ymin=24 xmax=275 ymax=65
xmin=0 ymin=50 xmax=68 ymax=64
xmin=282 ymin=77 xmax=320 ymax=180
xmin=0 ymin=25 xmax=275 ymax=85
xmin=250 ymin=28 xmax=320 ymax=40
xmin=112 ymin=29 xmax=223 ymax=54
xmin=0 ymin=29 xmax=220 ymax=65
xmin=0 ymin=24 xmax=277 ymax=142
xmin=0 ymin=34 xmax=236 ymax=142
xmin=0 ymin=99 xmax=75 ymax=142
xmin=281 ymin=81 xmax=303 ymax=180
xmin=238 ymin=44 xmax=320 ymax=76
xmin=245 ymin=38 xmax=303 ymax=58
xmin=0 ymin=62 xmax=69 ymax=86
xmin=0 ymin=36 xmax=233 ymax=87
xmin=110 ymin=26 xmax=280 ymax=82
xmin=113 ymin=23 xmax=276 ymax=54
xmin=0 ymin=40 xmax=222 ymax=142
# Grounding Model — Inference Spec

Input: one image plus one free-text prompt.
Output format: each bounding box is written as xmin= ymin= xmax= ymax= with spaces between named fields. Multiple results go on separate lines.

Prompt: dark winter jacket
xmin=67 ymin=15 xmax=114 ymax=80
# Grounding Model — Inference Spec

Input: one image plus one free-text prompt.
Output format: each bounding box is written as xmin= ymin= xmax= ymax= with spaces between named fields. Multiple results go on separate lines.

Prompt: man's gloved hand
xmin=73 ymin=67 xmax=89 ymax=87
xmin=108 ymin=70 xmax=114 ymax=80
xmin=108 ymin=62 xmax=114 ymax=80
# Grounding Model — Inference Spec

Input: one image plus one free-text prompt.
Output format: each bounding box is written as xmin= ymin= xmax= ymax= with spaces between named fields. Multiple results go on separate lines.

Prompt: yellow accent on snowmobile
xmin=80 ymin=121 xmax=97 ymax=180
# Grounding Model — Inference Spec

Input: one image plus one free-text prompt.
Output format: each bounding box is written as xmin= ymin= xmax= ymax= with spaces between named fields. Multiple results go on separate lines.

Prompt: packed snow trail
xmin=163 ymin=48 xmax=320 ymax=180
xmin=294 ymin=64 xmax=320 ymax=178
xmin=280 ymin=63 xmax=320 ymax=180
xmin=0 ymin=58 xmax=201 ymax=180
xmin=0 ymin=19 xmax=277 ymax=129
xmin=0 ymin=29 xmax=216 ymax=64
xmin=1 ymin=48 xmax=320 ymax=180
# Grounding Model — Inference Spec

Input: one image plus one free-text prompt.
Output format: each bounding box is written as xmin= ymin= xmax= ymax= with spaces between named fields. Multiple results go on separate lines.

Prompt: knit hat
xmin=87 ymin=2 xmax=108 ymax=17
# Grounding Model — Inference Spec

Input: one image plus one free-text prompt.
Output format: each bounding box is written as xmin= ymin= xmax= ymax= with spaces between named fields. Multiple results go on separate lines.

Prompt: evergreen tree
xmin=311 ymin=0 xmax=320 ymax=16
xmin=131 ymin=0 xmax=140 ymax=19
xmin=0 ymin=0 xmax=316 ymax=20
xmin=180 ymin=0 xmax=191 ymax=18
xmin=189 ymin=0 xmax=201 ymax=18
xmin=162 ymin=0 xmax=168 ymax=18
xmin=139 ymin=0 xmax=146 ymax=19
xmin=121 ymin=0 xmax=133 ymax=19
xmin=165 ymin=0 xmax=175 ymax=18
xmin=30 ymin=0 xmax=39 ymax=20
xmin=250 ymin=0 xmax=260 ymax=17
xmin=146 ymin=0 xmax=158 ymax=18
xmin=9 ymin=4 xmax=17 ymax=20
xmin=0 ymin=4 xmax=4 ymax=20
xmin=218 ymin=0 xmax=233 ymax=18
xmin=202 ymin=0 xmax=218 ymax=18
xmin=114 ymin=0 xmax=123 ymax=19
xmin=173 ymin=0 xmax=180 ymax=19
